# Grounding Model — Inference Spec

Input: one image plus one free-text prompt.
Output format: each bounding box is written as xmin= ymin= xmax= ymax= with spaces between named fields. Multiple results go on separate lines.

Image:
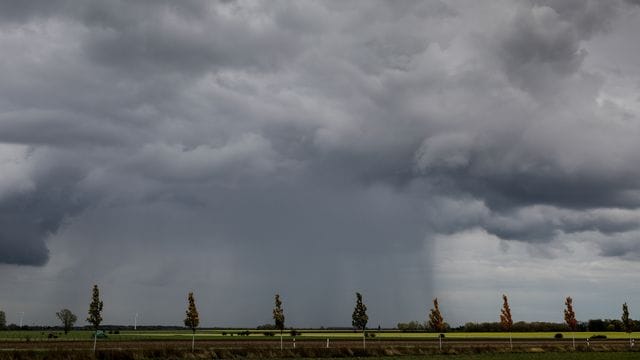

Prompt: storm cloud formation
xmin=1 ymin=0 xmax=640 ymax=326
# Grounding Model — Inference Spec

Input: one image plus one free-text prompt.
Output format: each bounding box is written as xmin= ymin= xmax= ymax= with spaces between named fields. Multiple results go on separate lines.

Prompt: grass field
xmin=374 ymin=355 xmax=640 ymax=360
xmin=0 ymin=330 xmax=638 ymax=359
xmin=0 ymin=329 xmax=637 ymax=341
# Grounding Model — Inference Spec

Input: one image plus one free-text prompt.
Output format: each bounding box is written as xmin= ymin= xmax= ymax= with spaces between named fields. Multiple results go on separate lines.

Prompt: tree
xmin=564 ymin=297 xmax=577 ymax=349
xmin=87 ymin=284 xmax=104 ymax=351
xmin=351 ymin=292 xmax=368 ymax=349
xmin=428 ymin=298 xmax=445 ymax=350
xmin=184 ymin=292 xmax=199 ymax=351
xmin=0 ymin=310 xmax=5 ymax=330
xmin=56 ymin=309 xmax=77 ymax=334
xmin=273 ymin=294 xmax=285 ymax=350
xmin=622 ymin=302 xmax=634 ymax=348
xmin=500 ymin=294 xmax=513 ymax=350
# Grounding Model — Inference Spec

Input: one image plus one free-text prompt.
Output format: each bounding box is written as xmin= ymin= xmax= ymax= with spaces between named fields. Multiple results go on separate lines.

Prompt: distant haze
xmin=1 ymin=0 xmax=640 ymax=328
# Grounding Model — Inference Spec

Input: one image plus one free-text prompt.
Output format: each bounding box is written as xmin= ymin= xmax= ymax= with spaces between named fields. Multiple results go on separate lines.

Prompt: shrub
xmin=554 ymin=333 xmax=563 ymax=339
xmin=589 ymin=334 xmax=607 ymax=339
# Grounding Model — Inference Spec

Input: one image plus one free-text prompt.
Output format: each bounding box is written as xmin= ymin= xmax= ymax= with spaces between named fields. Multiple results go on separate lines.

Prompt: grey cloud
xmin=0 ymin=163 xmax=87 ymax=265
xmin=0 ymin=110 xmax=131 ymax=147
xmin=80 ymin=1 xmax=308 ymax=76
xmin=533 ymin=0 xmax=620 ymax=37
xmin=426 ymin=196 xmax=640 ymax=244
xmin=499 ymin=2 xmax=602 ymax=96
xmin=3 ymin=0 xmax=640 ymax=264
xmin=1 ymin=0 xmax=640 ymax=325
xmin=0 ymin=0 xmax=72 ymax=23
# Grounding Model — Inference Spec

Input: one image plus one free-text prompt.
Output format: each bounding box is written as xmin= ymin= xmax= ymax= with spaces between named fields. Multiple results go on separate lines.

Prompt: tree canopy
xmin=86 ymin=285 xmax=104 ymax=330
xmin=56 ymin=309 xmax=77 ymax=334
xmin=428 ymin=298 xmax=445 ymax=333
xmin=184 ymin=292 xmax=200 ymax=333
xmin=351 ymin=292 xmax=368 ymax=331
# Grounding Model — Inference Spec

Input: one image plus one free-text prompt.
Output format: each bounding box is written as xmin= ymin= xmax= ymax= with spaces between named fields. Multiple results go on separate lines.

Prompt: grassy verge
xmin=0 ymin=345 xmax=638 ymax=360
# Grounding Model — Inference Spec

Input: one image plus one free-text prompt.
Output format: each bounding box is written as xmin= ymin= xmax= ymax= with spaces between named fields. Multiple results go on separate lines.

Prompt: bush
xmin=263 ymin=332 xmax=275 ymax=336
xmin=589 ymin=334 xmax=607 ymax=339
xmin=554 ymin=333 xmax=563 ymax=339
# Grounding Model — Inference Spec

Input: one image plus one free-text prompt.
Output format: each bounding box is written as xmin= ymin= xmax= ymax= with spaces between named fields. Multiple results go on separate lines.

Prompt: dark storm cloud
xmin=1 ymin=0 xmax=640 ymax=325
xmin=2 ymin=0 xmax=639 ymax=263
xmin=499 ymin=1 xmax=620 ymax=96
xmin=0 ymin=0 xmax=71 ymax=22
xmin=80 ymin=3 xmax=306 ymax=75
xmin=0 ymin=163 xmax=87 ymax=265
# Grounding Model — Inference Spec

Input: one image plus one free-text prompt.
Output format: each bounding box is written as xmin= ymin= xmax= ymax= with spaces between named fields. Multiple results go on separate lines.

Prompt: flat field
xmin=0 ymin=330 xmax=638 ymax=359
xmin=0 ymin=329 xmax=636 ymax=341
xmin=374 ymin=355 xmax=640 ymax=360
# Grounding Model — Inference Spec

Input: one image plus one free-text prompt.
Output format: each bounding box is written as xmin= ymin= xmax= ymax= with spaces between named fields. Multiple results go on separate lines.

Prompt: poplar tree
xmin=273 ymin=294 xmax=285 ymax=350
xmin=86 ymin=284 xmax=104 ymax=351
xmin=500 ymin=294 xmax=513 ymax=350
xmin=428 ymin=298 xmax=445 ymax=350
xmin=0 ymin=310 xmax=5 ymax=330
xmin=564 ymin=297 xmax=577 ymax=349
xmin=184 ymin=292 xmax=199 ymax=351
xmin=351 ymin=292 xmax=368 ymax=349
xmin=622 ymin=302 xmax=634 ymax=348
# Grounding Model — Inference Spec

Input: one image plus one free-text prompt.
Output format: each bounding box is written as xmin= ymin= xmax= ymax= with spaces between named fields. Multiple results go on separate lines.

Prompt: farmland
xmin=0 ymin=329 xmax=637 ymax=341
xmin=0 ymin=329 xmax=638 ymax=359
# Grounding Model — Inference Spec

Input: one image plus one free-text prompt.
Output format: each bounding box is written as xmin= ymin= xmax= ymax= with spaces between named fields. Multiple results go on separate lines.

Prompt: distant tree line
xmin=459 ymin=321 xmax=576 ymax=332
xmin=396 ymin=319 xmax=640 ymax=333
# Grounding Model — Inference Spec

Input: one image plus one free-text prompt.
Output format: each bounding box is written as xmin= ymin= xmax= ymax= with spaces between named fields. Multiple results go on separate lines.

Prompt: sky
xmin=1 ymin=0 xmax=640 ymax=328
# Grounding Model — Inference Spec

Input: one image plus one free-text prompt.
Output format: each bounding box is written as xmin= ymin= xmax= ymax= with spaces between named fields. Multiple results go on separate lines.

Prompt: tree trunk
xmin=572 ymin=332 xmax=575 ymax=349
xmin=439 ymin=334 xmax=442 ymax=351
xmin=509 ymin=332 xmax=512 ymax=350
xmin=93 ymin=331 xmax=97 ymax=352
xmin=280 ymin=330 xmax=283 ymax=350
xmin=363 ymin=330 xmax=366 ymax=349
xmin=192 ymin=331 xmax=195 ymax=351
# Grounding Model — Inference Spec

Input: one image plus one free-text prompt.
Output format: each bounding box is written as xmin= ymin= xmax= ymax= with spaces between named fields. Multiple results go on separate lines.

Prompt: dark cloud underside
xmin=1 ymin=0 xmax=640 ymax=325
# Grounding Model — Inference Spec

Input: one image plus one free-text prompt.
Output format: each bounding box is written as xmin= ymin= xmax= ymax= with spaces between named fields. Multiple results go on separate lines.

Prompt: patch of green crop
xmin=292 ymin=354 xmax=640 ymax=360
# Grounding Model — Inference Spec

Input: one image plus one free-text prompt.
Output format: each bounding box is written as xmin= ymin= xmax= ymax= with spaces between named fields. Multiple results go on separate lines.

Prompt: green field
xmin=367 ymin=355 xmax=640 ymax=360
xmin=0 ymin=330 xmax=638 ymax=360
xmin=0 ymin=329 xmax=636 ymax=341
